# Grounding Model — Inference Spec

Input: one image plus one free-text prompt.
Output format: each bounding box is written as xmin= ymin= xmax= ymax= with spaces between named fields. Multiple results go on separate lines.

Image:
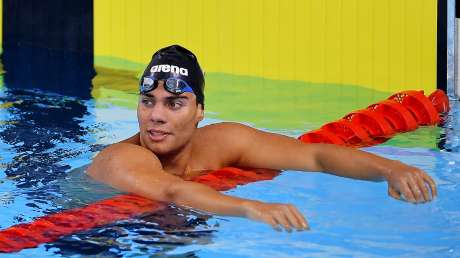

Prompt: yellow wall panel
xmin=309 ymin=1 xmax=326 ymax=83
xmin=341 ymin=0 xmax=358 ymax=87
xmin=234 ymin=0 xmax=249 ymax=76
xmin=125 ymin=0 xmax=141 ymax=63
xmin=405 ymin=0 xmax=422 ymax=88
xmin=293 ymin=0 xmax=311 ymax=83
xmin=421 ymin=0 xmax=438 ymax=89
xmin=94 ymin=0 xmax=438 ymax=93
xmin=262 ymin=0 xmax=280 ymax=80
xmin=373 ymin=0 xmax=390 ymax=92
xmin=356 ymin=0 xmax=374 ymax=91
xmin=279 ymin=0 xmax=295 ymax=81
xmin=248 ymin=0 xmax=264 ymax=80
xmin=110 ymin=0 xmax=126 ymax=59
xmin=201 ymin=0 xmax=219 ymax=73
xmin=388 ymin=0 xmax=406 ymax=92
xmin=325 ymin=0 xmax=342 ymax=83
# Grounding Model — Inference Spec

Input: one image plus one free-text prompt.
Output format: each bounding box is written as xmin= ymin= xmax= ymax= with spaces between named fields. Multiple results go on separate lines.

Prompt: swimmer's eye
xmin=166 ymin=99 xmax=185 ymax=110
xmin=141 ymin=98 xmax=154 ymax=106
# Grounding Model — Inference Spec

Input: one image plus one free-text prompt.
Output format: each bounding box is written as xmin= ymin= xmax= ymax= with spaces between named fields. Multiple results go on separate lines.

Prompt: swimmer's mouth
xmin=147 ymin=129 xmax=171 ymax=141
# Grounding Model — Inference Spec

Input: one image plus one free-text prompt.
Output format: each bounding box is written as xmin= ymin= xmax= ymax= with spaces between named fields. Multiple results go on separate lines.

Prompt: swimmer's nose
xmin=149 ymin=103 xmax=167 ymax=125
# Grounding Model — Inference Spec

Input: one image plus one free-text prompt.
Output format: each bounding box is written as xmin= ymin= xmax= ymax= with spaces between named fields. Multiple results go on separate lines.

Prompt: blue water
xmin=0 ymin=86 xmax=459 ymax=257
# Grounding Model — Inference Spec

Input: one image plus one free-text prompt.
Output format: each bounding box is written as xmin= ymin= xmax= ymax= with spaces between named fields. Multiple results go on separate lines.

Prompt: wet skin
xmin=87 ymin=81 xmax=437 ymax=232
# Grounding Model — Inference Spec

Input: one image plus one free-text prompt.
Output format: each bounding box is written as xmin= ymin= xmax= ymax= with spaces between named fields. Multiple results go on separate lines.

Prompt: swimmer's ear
xmin=195 ymin=104 xmax=204 ymax=122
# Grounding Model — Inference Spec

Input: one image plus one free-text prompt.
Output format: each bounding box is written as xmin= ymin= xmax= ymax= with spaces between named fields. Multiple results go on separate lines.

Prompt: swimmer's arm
xmin=231 ymin=124 xmax=436 ymax=202
xmin=233 ymin=124 xmax=386 ymax=179
xmin=87 ymin=143 xmax=308 ymax=231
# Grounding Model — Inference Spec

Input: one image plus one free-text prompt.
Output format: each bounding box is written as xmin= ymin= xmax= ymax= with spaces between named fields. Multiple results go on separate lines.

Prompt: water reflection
xmin=438 ymin=100 xmax=460 ymax=152
xmin=48 ymin=206 xmax=217 ymax=256
xmin=0 ymin=88 xmax=91 ymax=188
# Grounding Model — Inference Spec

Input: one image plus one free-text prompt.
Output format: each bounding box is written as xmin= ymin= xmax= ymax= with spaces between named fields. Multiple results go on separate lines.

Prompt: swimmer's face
xmin=137 ymin=81 xmax=204 ymax=155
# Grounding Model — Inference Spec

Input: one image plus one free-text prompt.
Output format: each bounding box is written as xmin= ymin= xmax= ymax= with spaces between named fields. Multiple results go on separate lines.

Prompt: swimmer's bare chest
xmin=177 ymin=135 xmax=234 ymax=179
xmin=121 ymin=126 xmax=239 ymax=179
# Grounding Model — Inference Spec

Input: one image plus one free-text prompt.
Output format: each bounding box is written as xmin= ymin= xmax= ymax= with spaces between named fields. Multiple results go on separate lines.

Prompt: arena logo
xmin=151 ymin=64 xmax=188 ymax=76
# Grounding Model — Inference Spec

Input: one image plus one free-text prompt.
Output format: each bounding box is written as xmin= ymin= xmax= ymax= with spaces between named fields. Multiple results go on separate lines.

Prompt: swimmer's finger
xmin=407 ymin=177 xmax=424 ymax=203
xmin=284 ymin=206 xmax=303 ymax=231
xmin=400 ymin=182 xmax=417 ymax=203
xmin=388 ymin=185 xmax=401 ymax=200
xmin=423 ymin=173 xmax=437 ymax=199
xmin=415 ymin=174 xmax=430 ymax=202
xmin=287 ymin=205 xmax=309 ymax=230
xmin=265 ymin=215 xmax=282 ymax=232
xmin=273 ymin=211 xmax=292 ymax=232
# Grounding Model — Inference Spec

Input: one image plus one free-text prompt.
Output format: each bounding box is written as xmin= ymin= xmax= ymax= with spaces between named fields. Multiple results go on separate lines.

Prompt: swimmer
xmin=87 ymin=45 xmax=437 ymax=232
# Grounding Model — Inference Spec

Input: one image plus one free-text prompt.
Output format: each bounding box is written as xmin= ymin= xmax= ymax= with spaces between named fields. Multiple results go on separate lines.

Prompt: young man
xmin=87 ymin=45 xmax=437 ymax=232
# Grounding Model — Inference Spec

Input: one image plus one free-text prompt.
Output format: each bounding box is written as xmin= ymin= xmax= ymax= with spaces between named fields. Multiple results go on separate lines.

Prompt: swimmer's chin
xmin=141 ymin=143 xmax=177 ymax=156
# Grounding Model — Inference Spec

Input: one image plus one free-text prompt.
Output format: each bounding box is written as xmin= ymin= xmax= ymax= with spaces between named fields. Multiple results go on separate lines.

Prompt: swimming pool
xmin=0 ymin=72 xmax=459 ymax=257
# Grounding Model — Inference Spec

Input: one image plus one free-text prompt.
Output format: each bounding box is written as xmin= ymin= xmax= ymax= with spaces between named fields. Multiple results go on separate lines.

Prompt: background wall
xmin=0 ymin=0 xmax=441 ymax=131
xmin=94 ymin=0 xmax=438 ymax=94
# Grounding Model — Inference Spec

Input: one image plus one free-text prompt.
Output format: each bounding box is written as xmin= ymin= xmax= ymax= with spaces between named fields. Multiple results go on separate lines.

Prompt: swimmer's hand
xmin=385 ymin=161 xmax=437 ymax=203
xmin=242 ymin=201 xmax=309 ymax=232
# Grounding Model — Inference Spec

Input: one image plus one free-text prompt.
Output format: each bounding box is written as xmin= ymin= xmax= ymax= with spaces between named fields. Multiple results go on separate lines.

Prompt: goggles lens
xmin=141 ymin=76 xmax=194 ymax=95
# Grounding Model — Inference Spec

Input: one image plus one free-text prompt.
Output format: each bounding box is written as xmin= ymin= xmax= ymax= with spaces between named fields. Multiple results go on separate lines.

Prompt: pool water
xmin=0 ymin=72 xmax=459 ymax=257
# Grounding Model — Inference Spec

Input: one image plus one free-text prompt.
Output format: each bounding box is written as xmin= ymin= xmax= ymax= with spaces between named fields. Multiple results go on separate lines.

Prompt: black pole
xmin=438 ymin=0 xmax=448 ymax=92
xmin=457 ymin=0 xmax=460 ymax=18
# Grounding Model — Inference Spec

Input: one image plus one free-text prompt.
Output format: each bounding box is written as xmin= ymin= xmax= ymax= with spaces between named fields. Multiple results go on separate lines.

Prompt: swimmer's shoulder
xmin=195 ymin=122 xmax=258 ymax=145
xmin=95 ymin=133 xmax=156 ymax=162
xmin=197 ymin=122 xmax=254 ymax=134
xmin=193 ymin=122 xmax=256 ymax=165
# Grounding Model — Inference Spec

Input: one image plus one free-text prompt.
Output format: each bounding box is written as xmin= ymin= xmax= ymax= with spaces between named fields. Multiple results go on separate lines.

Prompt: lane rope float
xmin=299 ymin=89 xmax=449 ymax=146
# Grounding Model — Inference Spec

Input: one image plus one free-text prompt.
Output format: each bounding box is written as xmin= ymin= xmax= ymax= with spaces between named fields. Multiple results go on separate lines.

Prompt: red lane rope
xmin=367 ymin=100 xmax=419 ymax=132
xmin=0 ymin=167 xmax=280 ymax=253
xmin=299 ymin=89 xmax=449 ymax=146
xmin=0 ymin=89 xmax=449 ymax=253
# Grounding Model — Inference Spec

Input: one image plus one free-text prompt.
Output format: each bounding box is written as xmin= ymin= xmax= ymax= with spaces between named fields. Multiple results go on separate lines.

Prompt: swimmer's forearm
xmin=314 ymin=143 xmax=391 ymax=181
xmin=166 ymin=181 xmax=310 ymax=231
xmin=166 ymin=180 xmax=252 ymax=217
xmin=314 ymin=144 xmax=437 ymax=202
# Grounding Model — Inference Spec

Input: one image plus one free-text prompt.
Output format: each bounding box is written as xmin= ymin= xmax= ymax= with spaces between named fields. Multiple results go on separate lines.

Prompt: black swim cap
xmin=140 ymin=45 xmax=205 ymax=106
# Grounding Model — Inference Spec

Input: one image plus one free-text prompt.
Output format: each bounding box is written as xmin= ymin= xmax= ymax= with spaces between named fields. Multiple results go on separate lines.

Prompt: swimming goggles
xmin=140 ymin=75 xmax=194 ymax=95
